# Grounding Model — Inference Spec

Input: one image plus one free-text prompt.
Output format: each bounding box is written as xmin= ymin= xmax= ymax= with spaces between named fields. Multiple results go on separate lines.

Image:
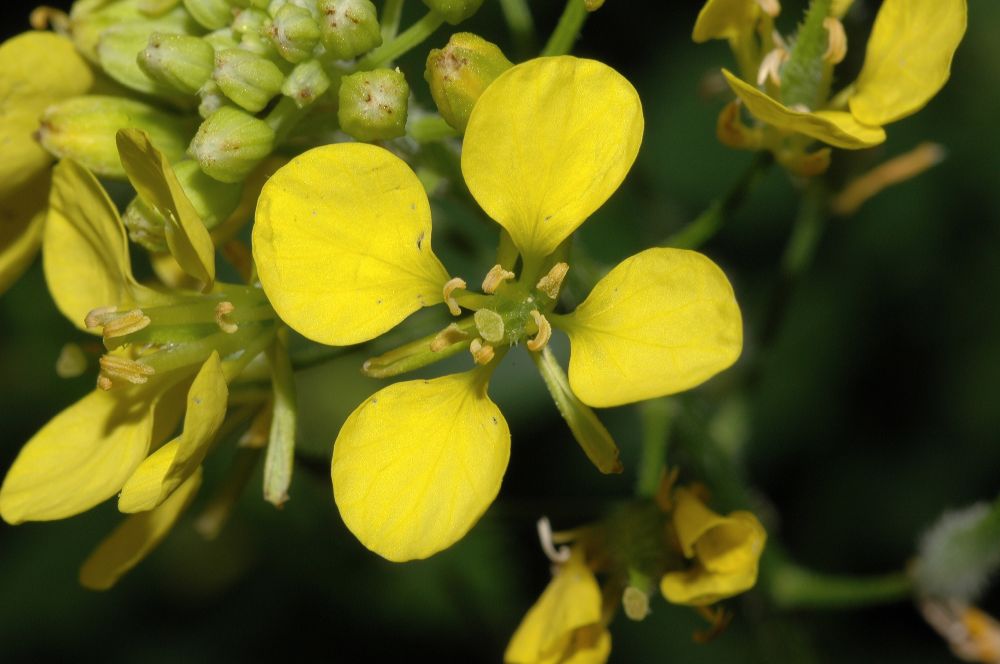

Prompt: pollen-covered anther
xmin=101 ymin=309 xmax=151 ymax=339
xmin=535 ymin=262 xmax=569 ymax=300
xmin=526 ymin=310 xmax=552 ymax=352
xmin=757 ymin=47 xmax=788 ymax=86
xmin=98 ymin=354 xmax=155 ymax=389
xmin=215 ymin=301 xmax=239 ymax=334
xmin=84 ymin=305 xmax=118 ymax=330
xmin=443 ymin=277 xmax=467 ymax=316
xmin=469 ymin=338 xmax=494 ymax=365
xmin=481 ymin=264 xmax=515 ymax=294
xmin=823 ymin=17 xmax=847 ymax=64
xmin=430 ymin=323 xmax=469 ymax=352
xmin=755 ymin=0 xmax=780 ymax=17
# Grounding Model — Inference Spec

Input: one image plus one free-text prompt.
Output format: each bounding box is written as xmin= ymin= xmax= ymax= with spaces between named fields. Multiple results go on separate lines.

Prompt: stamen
xmin=102 ymin=309 xmax=151 ymax=339
xmin=429 ymin=323 xmax=469 ymax=352
xmin=84 ymin=305 xmax=118 ymax=330
xmin=757 ymin=48 xmax=788 ymax=86
xmin=481 ymin=264 xmax=515 ymax=294
xmin=536 ymin=516 xmax=572 ymax=564
xmin=535 ymin=262 xmax=569 ymax=300
xmin=526 ymin=310 xmax=552 ymax=352
xmin=442 ymin=277 xmax=467 ymax=316
xmin=215 ymin=301 xmax=239 ymax=334
xmin=831 ymin=142 xmax=946 ymax=216
xmin=823 ymin=17 xmax=847 ymax=64
xmin=98 ymin=354 xmax=155 ymax=389
xmin=469 ymin=338 xmax=494 ymax=365
xmin=755 ymin=0 xmax=780 ymax=17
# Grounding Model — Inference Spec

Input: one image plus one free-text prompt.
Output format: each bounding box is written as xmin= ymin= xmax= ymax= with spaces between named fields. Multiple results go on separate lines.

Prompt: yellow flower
xmin=505 ymin=548 xmax=611 ymax=664
xmin=0 ymin=30 xmax=93 ymax=294
xmin=253 ymin=56 xmax=743 ymax=561
xmin=660 ymin=488 xmax=766 ymax=606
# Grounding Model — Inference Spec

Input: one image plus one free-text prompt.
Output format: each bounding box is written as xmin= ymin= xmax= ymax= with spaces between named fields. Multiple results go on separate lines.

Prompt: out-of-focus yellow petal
xmin=254 ymin=143 xmax=450 ymax=346
xmin=832 ymin=0 xmax=854 ymax=18
xmin=79 ymin=468 xmax=202 ymax=591
xmin=692 ymin=0 xmax=760 ymax=43
xmin=660 ymin=562 xmax=759 ymax=606
xmin=462 ymin=56 xmax=642 ymax=261
xmin=849 ymin=0 xmax=967 ymax=126
xmin=43 ymin=160 xmax=167 ymax=330
xmin=0 ymin=381 xmax=175 ymax=524
xmin=563 ymin=629 xmax=611 ymax=664
xmin=118 ymin=353 xmax=227 ymax=513
xmin=505 ymin=550 xmax=604 ymax=664
xmin=560 ymin=248 xmax=742 ymax=409
xmin=117 ymin=129 xmax=215 ymax=288
xmin=0 ymin=172 xmax=48 ymax=294
xmin=332 ymin=371 xmax=510 ymax=562
xmin=0 ymin=31 xmax=93 ymax=200
xmin=722 ymin=70 xmax=886 ymax=149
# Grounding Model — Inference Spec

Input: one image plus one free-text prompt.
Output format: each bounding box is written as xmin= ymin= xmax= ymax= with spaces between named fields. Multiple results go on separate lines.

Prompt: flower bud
xmin=282 ymin=59 xmax=331 ymax=107
xmin=316 ymin=0 xmax=381 ymax=60
xmin=213 ymin=48 xmax=286 ymax=112
xmin=204 ymin=27 xmax=240 ymax=51
xmin=189 ymin=106 xmax=276 ymax=182
xmin=232 ymin=7 xmax=269 ymax=35
xmin=38 ymin=96 xmax=195 ymax=178
xmin=424 ymin=32 xmax=512 ymax=131
xmin=265 ymin=3 xmax=321 ymax=62
xmin=422 ymin=0 xmax=483 ymax=25
xmin=183 ymin=0 xmax=233 ymax=29
xmin=337 ymin=68 xmax=409 ymax=141
xmin=124 ymin=196 xmax=169 ymax=252
xmin=198 ymin=80 xmax=232 ymax=118
xmin=138 ymin=32 xmax=215 ymax=95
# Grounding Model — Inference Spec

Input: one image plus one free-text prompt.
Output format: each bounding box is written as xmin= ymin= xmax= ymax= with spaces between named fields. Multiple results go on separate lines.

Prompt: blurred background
xmin=2 ymin=0 xmax=999 ymax=661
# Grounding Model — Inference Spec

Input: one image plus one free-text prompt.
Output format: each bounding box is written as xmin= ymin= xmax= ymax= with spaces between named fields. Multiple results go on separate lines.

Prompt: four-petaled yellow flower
xmin=253 ymin=55 xmax=743 ymax=562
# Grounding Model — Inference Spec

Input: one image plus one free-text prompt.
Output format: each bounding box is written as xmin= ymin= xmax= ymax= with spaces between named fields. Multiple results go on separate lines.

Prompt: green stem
xmin=358 ymin=11 xmax=445 ymax=69
xmin=263 ymin=331 xmax=297 ymax=508
xmin=542 ymin=0 xmax=588 ymax=56
xmin=266 ymin=96 xmax=308 ymax=144
xmin=765 ymin=551 xmax=912 ymax=609
xmin=408 ymin=114 xmax=459 ymax=143
xmin=499 ymin=0 xmax=537 ymax=57
xmin=289 ymin=343 xmax=351 ymax=371
xmin=380 ymin=0 xmax=404 ymax=43
xmin=636 ymin=398 xmax=674 ymax=498
xmin=195 ymin=446 xmax=263 ymax=540
xmin=362 ymin=316 xmax=478 ymax=378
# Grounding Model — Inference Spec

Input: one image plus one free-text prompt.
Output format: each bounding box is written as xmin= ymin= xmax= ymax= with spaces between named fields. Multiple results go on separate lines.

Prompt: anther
xmin=823 ymin=17 xmax=847 ymax=64
xmin=536 ymin=517 xmax=571 ymax=564
xmin=755 ymin=0 xmax=780 ymax=17
xmin=469 ymin=338 xmax=494 ymax=365
xmin=85 ymin=305 xmax=118 ymax=330
xmin=430 ymin=323 xmax=469 ymax=352
xmin=535 ymin=262 xmax=569 ymax=300
xmin=442 ymin=277 xmax=467 ymax=316
xmin=215 ymin=301 xmax=239 ymax=334
xmin=757 ymin=48 xmax=787 ymax=86
xmin=526 ymin=310 xmax=551 ymax=352
xmin=98 ymin=354 xmax=155 ymax=388
xmin=102 ymin=309 xmax=151 ymax=339
xmin=481 ymin=264 xmax=515 ymax=294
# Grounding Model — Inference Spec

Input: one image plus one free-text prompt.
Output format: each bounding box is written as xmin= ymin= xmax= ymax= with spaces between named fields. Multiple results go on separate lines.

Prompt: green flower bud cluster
xmin=425 ymin=33 xmax=512 ymax=132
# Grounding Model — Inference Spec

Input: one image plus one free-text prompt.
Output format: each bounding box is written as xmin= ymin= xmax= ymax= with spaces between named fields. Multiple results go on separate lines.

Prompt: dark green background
xmin=2 ymin=0 xmax=998 ymax=661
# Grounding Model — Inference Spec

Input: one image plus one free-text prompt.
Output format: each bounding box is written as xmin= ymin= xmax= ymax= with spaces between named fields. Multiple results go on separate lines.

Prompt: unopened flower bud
xmin=198 ymin=80 xmax=232 ymax=118
xmin=232 ymin=7 xmax=269 ymax=35
xmin=124 ymin=196 xmax=169 ymax=251
xmin=204 ymin=27 xmax=240 ymax=51
xmin=424 ymin=32 xmax=512 ymax=131
xmin=139 ymin=32 xmax=215 ymax=95
xmin=266 ymin=3 xmax=321 ymax=62
xmin=282 ymin=59 xmax=331 ymax=107
xmin=337 ymin=68 xmax=409 ymax=141
xmin=213 ymin=48 xmax=286 ymax=112
xmin=422 ymin=0 xmax=483 ymax=25
xmin=189 ymin=106 xmax=276 ymax=182
xmin=39 ymin=96 xmax=195 ymax=177
xmin=317 ymin=0 xmax=381 ymax=60
xmin=183 ymin=0 xmax=233 ymax=29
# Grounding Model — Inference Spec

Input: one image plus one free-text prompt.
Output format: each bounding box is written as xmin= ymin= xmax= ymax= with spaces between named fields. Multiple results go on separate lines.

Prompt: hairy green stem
xmin=636 ymin=398 xmax=674 ymax=498
xmin=765 ymin=551 xmax=912 ymax=609
xmin=380 ymin=0 xmax=404 ymax=43
xmin=359 ymin=11 xmax=445 ymax=69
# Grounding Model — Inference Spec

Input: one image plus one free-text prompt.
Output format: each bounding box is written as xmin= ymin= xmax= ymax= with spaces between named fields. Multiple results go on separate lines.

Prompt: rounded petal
xmin=462 ymin=56 xmax=643 ymax=260
xmin=850 ymin=0 xmax=967 ymax=126
xmin=332 ymin=372 xmax=510 ymax=561
xmin=561 ymin=248 xmax=742 ymax=408
xmin=0 ymin=171 xmax=48 ymax=295
xmin=722 ymin=70 xmax=886 ymax=149
xmin=660 ymin=563 xmax=759 ymax=606
xmin=692 ymin=0 xmax=760 ymax=43
xmin=253 ymin=143 xmax=450 ymax=346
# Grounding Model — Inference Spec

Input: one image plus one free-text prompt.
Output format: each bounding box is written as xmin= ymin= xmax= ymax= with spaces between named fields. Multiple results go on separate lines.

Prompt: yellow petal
xmin=692 ymin=0 xmax=760 ymax=43
xmin=43 ymin=160 xmax=167 ymax=331
xmin=462 ymin=56 xmax=643 ymax=261
xmin=722 ymin=69 xmax=886 ymax=149
xmin=118 ymin=353 xmax=227 ymax=513
xmin=254 ymin=143 xmax=450 ymax=346
xmin=0 ymin=171 xmax=48 ymax=294
xmin=505 ymin=551 xmax=603 ymax=663
xmin=0 ymin=381 xmax=178 ymax=524
xmin=849 ymin=0 xmax=967 ymax=126
xmin=0 ymin=31 xmax=93 ymax=200
xmin=563 ymin=628 xmax=611 ymax=664
xmin=332 ymin=371 xmax=510 ymax=561
xmin=117 ymin=128 xmax=215 ymax=288
xmin=79 ymin=468 xmax=202 ymax=591
xmin=560 ymin=248 xmax=742 ymax=409
xmin=660 ymin=562 xmax=759 ymax=606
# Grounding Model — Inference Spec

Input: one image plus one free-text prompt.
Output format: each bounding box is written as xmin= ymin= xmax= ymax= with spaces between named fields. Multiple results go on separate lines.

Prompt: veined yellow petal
xmin=79 ymin=468 xmax=202 ymax=591
xmin=722 ymin=70 xmax=886 ymax=149
xmin=0 ymin=172 xmax=48 ymax=295
xmin=849 ymin=0 xmax=967 ymax=126
xmin=117 ymin=129 xmax=215 ymax=288
xmin=253 ymin=143 xmax=450 ymax=346
xmin=332 ymin=372 xmax=510 ymax=561
xmin=692 ymin=0 xmax=760 ymax=43
xmin=0 ymin=31 xmax=93 ymax=200
xmin=119 ymin=353 xmax=227 ymax=513
xmin=559 ymin=248 xmax=742 ymax=409
xmin=0 ymin=380 xmax=180 ymax=524
xmin=462 ymin=56 xmax=643 ymax=261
